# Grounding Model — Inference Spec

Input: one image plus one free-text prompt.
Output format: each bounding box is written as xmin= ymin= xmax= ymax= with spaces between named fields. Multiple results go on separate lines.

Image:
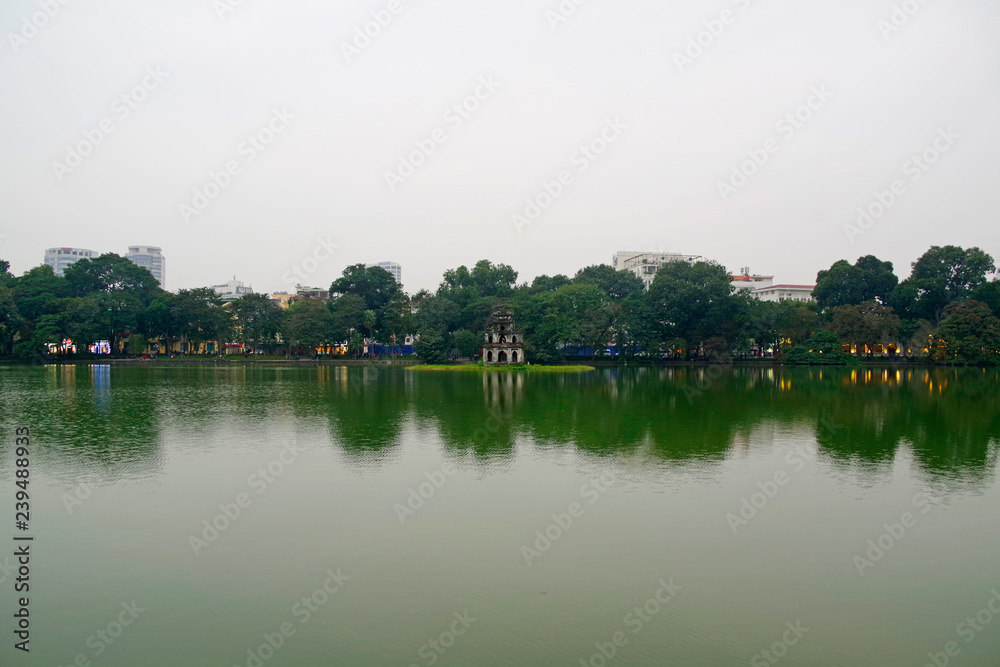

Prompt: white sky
xmin=1 ymin=0 xmax=998 ymax=293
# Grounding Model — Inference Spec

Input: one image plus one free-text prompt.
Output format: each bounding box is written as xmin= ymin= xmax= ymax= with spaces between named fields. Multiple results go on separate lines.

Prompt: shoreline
xmin=0 ymin=358 xmax=981 ymax=368
xmin=0 ymin=357 xmax=423 ymax=367
xmin=408 ymin=364 xmax=596 ymax=373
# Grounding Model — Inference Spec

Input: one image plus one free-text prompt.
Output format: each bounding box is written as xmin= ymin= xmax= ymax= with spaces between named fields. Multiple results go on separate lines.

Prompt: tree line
xmin=0 ymin=245 xmax=997 ymax=364
xmin=402 ymin=247 xmax=999 ymax=365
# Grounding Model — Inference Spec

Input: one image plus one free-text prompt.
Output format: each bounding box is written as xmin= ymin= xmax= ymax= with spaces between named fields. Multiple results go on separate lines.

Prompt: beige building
xmin=613 ymin=251 xmax=702 ymax=289
xmin=271 ymin=292 xmax=296 ymax=308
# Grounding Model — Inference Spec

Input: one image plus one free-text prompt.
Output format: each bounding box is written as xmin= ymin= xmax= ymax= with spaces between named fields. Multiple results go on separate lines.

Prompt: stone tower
xmin=483 ymin=303 xmax=525 ymax=366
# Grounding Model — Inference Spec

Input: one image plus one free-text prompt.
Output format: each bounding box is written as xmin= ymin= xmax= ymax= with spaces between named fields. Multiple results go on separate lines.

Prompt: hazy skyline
xmin=2 ymin=0 xmax=998 ymax=293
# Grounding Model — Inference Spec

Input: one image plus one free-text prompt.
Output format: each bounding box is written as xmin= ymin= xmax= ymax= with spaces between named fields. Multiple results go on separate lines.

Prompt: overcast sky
xmin=1 ymin=0 xmax=998 ymax=293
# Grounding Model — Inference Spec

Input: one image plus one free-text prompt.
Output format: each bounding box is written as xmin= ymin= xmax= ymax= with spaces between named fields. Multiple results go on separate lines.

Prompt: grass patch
xmin=409 ymin=364 xmax=595 ymax=373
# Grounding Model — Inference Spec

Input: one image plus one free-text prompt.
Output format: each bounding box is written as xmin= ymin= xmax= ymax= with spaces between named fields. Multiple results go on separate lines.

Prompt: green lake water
xmin=0 ymin=364 xmax=998 ymax=666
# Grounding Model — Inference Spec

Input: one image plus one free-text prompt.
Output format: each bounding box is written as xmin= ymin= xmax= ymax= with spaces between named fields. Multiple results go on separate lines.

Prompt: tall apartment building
xmin=125 ymin=246 xmax=166 ymax=287
xmin=367 ymin=261 xmax=402 ymax=284
xmin=612 ymin=251 xmax=702 ymax=289
xmin=44 ymin=247 xmax=96 ymax=276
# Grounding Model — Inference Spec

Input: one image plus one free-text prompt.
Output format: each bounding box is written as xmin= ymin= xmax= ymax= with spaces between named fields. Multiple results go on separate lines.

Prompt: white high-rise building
xmin=212 ymin=278 xmax=253 ymax=302
xmin=44 ymin=247 xmax=97 ymax=276
xmin=729 ymin=267 xmax=774 ymax=292
xmin=613 ymin=251 xmax=702 ymax=289
xmin=367 ymin=261 xmax=402 ymax=284
xmin=125 ymin=246 xmax=166 ymax=287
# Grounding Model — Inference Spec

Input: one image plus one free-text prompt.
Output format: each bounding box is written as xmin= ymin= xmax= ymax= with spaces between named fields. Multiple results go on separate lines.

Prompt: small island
xmin=408 ymin=304 xmax=595 ymax=371
xmin=408 ymin=364 xmax=595 ymax=372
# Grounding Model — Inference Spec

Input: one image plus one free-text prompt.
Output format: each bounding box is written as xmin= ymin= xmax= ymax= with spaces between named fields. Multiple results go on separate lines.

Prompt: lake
xmin=0 ymin=364 xmax=998 ymax=666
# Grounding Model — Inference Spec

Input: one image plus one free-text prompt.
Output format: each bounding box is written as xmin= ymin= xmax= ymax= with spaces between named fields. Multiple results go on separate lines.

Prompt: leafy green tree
xmin=785 ymin=330 xmax=851 ymax=365
xmin=912 ymin=245 xmax=995 ymax=298
xmin=933 ymin=300 xmax=1000 ymax=365
xmin=467 ymin=259 xmax=518 ymax=296
xmin=897 ymin=318 xmax=937 ymax=360
xmin=127 ymin=333 xmax=147 ymax=355
xmin=329 ymin=264 xmax=402 ymax=339
xmin=12 ymin=265 xmax=69 ymax=324
xmin=573 ymin=264 xmax=645 ymax=300
xmin=507 ymin=284 xmax=616 ymax=360
xmin=140 ymin=295 xmax=180 ymax=354
xmin=363 ymin=309 xmax=377 ymax=341
xmin=286 ymin=299 xmax=333 ymax=353
xmin=330 ymin=264 xmax=400 ymax=312
xmin=806 ymin=330 xmax=842 ymax=353
xmin=538 ymin=288 xmax=583 ymax=357
xmin=415 ymin=328 xmax=449 ymax=363
xmin=63 ymin=253 xmax=160 ymax=303
xmin=438 ymin=260 xmax=517 ymax=329
xmin=702 ymin=336 xmax=730 ymax=361
xmin=738 ymin=299 xmax=816 ymax=356
xmin=971 ymin=279 xmax=1000 ymax=317
xmin=830 ymin=301 xmax=901 ymax=357
xmin=171 ymin=288 xmax=229 ymax=353
xmin=410 ymin=289 xmax=433 ymax=311
xmin=59 ymin=254 xmax=162 ymax=352
xmin=0 ymin=260 xmax=21 ymax=355
xmin=779 ymin=301 xmax=821 ymax=346
xmin=739 ymin=299 xmax=781 ymax=356
xmin=347 ymin=331 xmax=364 ymax=357
xmin=813 ymin=260 xmax=858 ymax=309
xmin=509 ymin=290 xmax=561 ymax=362
xmin=0 ymin=259 xmax=13 ymax=284
xmin=232 ymin=293 xmax=284 ymax=352
xmin=452 ymin=330 xmax=482 ymax=358
xmin=414 ymin=296 xmax=461 ymax=334
xmin=460 ymin=297 xmax=498 ymax=336
xmin=439 ymin=260 xmax=517 ymax=300
xmin=855 ymin=255 xmax=899 ymax=301
xmin=610 ymin=291 xmax=660 ymax=359
xmin=22 ymin=313 xmax=64 ymax=357
xmin=645 ymin=260 xmax=746 ymax=358
xmin=25 ymin=297 xmax=102 ymax=357
xmin=888 ymin=279 xmax=926 ymax=321
xmin=330 ymin=293 xmax=365 ymax=341
xmin=61 ymin=297 xmax=103 ymax=348
xmin=814 ymin=255 xmax=897 ymax=309
xmin=0 ymin=285 xmax=18 ymax=355
xmin=438 ymin=265 xmax=473 ymax=299
xmin=740 ymin=299 xmax=820 ymax=356
xmin=548 ymin=283 xmax=615 ymax=355
xmin=527 ymin=274 xmax=572 ymax=294
xmin=891 ymin=245 xmax=995 ymax=322
xmin=378 ymin=291 xmax=411 ymax=343
xmin=89 ymin=291 xmax=145 ymax=353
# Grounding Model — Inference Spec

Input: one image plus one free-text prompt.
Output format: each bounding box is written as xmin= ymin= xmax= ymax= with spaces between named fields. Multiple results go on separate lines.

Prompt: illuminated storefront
xmin=46 ymin=338 xmax=77 ymax=354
